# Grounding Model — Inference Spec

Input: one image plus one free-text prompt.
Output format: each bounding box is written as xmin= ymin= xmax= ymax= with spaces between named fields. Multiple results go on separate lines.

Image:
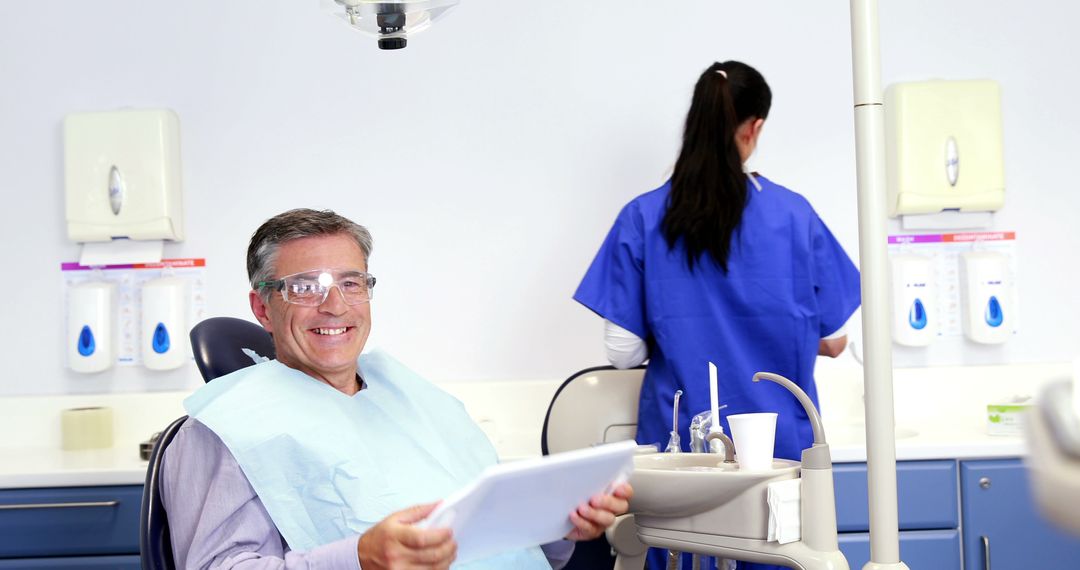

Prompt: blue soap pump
xmin=960 ymin=251 xmax=1012 ymax=344
xmin=890 ymin=254 xmax=937 ymax=346
xmin=67 ymin=281 xmax=116 ymax=373
xmin=141 ymin=276 xmax=189 ymax=370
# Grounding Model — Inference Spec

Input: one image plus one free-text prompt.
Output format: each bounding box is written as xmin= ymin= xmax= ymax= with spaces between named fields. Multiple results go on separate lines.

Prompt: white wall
xmin=1 ymin=0 xmax=1077 ymax=397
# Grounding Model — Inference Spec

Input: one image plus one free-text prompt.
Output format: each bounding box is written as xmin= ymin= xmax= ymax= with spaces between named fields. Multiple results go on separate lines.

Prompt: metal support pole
xmin=848 ymin=1 xmax=910 ymax=568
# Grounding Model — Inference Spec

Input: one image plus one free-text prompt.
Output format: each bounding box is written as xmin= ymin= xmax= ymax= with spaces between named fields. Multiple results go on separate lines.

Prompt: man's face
xmin=250 ymin=233 xmax=372 ymax=382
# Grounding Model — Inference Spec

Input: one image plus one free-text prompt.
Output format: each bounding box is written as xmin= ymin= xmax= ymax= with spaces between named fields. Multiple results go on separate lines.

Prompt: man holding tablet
xmin=161 ymin=208 xmax=633 ymax=569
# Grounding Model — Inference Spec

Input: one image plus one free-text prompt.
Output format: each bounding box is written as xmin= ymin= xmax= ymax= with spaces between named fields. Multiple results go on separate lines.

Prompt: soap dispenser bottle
xmin=890 ymin=254 xmax=938 ymax=346
xmin=960 ymin=251 xmax=1013 ymax=344
xmin=67 ymin=281 xmax=116 ymax=373
xmin=141 ymin=277 xmax=188 ymax=370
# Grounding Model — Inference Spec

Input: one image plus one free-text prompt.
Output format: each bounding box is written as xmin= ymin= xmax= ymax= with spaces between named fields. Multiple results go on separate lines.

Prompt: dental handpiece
xmin=665 ymin=389 xmax=683 ymax=453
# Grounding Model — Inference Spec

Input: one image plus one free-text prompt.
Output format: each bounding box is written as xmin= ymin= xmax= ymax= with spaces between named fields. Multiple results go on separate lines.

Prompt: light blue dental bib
xmin=185 ymin=349 xmax=549 ymax=568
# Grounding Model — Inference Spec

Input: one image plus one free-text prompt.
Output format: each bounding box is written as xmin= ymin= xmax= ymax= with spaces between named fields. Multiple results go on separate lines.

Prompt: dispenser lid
xmin=64 ymin=109 xmax=184 ymax=242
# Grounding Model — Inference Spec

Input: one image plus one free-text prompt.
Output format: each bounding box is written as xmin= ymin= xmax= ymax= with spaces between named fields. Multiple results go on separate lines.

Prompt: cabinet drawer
xmin=0 ymin=486 xmax=142 ymax=558
xmin=834 ymin=460 xmax=958 ymax=532
xmin=960 ymin=459 xmax=1080 ymax=569
xmin=0 ymin=555 xmax=141 ymax=569
xmin=838 ymin=529 xmax=960 ymax=570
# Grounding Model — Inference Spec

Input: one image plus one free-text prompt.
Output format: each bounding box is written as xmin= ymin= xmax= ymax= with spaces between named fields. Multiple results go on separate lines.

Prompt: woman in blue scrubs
xmin=575 ymin=61 xmax=861 ymax=570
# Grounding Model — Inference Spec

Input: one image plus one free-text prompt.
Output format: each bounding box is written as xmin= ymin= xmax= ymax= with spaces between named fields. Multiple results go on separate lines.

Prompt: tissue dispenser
xmin=64 ymin=109 xmax=184 ymax=242
xmin=885 ymin=80 xmax=1005 ymax=217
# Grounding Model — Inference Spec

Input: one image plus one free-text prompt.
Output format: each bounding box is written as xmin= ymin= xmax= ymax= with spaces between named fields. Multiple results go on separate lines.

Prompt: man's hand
xmin=564 ymin=482 xmax=634 ymax=542
xmin=357 ymin=502 xmax=457 ymax=570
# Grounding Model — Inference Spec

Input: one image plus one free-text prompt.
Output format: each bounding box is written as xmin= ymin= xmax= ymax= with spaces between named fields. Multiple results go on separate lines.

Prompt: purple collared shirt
xmin=161 ymin=418 xmax=575 ymax=569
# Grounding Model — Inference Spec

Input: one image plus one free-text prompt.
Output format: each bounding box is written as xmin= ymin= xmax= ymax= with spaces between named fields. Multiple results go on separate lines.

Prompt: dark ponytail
xmin=662 ymin=61 xmax=772 ymax=272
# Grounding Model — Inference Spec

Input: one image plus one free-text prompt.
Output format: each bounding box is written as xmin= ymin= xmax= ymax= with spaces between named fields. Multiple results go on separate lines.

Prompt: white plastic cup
xmin=728 ymin=412 xmax=778 ymax=471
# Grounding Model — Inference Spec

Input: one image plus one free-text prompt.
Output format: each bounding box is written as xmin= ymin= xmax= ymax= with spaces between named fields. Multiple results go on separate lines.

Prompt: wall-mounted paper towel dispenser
xmin=885 ymin=80 xmax=1005 ymax=217
xmin=64 ymin=109 xmax=184 ymax=242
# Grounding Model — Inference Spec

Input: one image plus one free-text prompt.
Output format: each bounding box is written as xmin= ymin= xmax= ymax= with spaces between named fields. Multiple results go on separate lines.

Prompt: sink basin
xmin=825 ymin=423 xmax=919 ymax=442
xmin=628 ymin=453 xmax=800 ymax=517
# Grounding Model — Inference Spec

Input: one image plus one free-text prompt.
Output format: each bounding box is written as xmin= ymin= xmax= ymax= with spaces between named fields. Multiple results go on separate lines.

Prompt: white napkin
xmin=767 ymin=478 xmax=802 ymax=544
xmin=79 ymin=238 xmax=163 ymax=266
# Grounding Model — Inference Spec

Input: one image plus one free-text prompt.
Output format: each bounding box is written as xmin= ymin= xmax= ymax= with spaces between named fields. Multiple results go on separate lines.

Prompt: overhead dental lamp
xmin=329 ymin=0 xmax=459 ymax=50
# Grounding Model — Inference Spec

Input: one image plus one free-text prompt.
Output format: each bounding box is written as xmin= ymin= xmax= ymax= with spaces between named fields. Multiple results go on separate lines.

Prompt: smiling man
xmin=249 ymin=228 xmax=373 ymax=395
xmin=160 ymin=209 xmax=631 ymax=569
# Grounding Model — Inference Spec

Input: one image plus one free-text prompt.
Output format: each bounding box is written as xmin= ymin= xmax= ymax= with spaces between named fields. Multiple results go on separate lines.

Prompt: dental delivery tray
xmin=417 ymin=439 xmax=637 ymax=564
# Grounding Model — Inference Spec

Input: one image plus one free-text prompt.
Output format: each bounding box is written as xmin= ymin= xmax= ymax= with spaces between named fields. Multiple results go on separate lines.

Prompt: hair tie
xmin=716 ymin=69 xmax=728 ymax=78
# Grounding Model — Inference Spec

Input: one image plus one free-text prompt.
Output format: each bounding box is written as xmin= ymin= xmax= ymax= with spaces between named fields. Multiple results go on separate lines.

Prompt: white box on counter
xmin=987 ymin=401 xmax=1031 ymax=436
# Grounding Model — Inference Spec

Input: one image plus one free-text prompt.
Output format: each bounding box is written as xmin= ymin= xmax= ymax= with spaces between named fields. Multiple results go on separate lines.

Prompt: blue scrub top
xmin=575 ymin=175 xmax=861 ymax=461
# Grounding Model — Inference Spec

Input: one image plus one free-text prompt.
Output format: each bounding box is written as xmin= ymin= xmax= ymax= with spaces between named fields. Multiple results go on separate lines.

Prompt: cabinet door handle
xmin=981 ymin=535 xmax=991 ymax=570
xmin=0 ymin=500 xmax=119 ymax=511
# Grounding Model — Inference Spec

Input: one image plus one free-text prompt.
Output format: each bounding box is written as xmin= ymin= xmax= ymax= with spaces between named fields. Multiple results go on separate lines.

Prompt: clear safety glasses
xmin=257 ymin=268 xmax=376 ymax=306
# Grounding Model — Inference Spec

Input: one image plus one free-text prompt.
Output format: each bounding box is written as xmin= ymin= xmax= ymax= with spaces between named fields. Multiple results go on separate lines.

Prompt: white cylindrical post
xmin=608 ymin=515 xmax=647 ymax=570
xmin=849 ymin=0 xmax=909 ymax=568
xmin=801 ymin=467 xmax=840 ymax=554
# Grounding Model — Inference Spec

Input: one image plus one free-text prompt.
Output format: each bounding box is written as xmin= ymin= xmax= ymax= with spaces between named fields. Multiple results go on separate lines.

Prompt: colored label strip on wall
xmin=60 ymin=258 xmax=206 ymax=271
xmin=888 ymin=232 xmax=1016 ymax=245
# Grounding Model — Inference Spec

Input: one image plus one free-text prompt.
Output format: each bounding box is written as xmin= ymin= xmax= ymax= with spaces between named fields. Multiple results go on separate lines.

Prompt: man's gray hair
xmin=247 ymin=209 xmax=373 ymax=301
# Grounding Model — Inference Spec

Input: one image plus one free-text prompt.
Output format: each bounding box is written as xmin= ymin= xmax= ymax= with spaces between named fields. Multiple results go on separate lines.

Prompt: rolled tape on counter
xmin=61 ymin=406 xmax=114 ymax=450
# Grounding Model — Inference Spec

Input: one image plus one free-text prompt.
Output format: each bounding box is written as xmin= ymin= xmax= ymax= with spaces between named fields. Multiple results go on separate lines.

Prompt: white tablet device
xmin=416 ymin=439 xmax=637 ymax=564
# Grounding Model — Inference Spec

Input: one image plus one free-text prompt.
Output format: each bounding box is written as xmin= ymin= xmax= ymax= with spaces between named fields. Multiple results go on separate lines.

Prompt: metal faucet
xmin=705 ymin=430 xmax=736 ymax=464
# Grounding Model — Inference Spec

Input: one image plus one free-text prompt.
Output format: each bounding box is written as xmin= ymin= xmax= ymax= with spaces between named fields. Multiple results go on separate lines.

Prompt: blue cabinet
xmin=839 ymin=530 xmax=961 ymax=569
xmin=0 ymin=555 xmax=140 ymax=569
xmin=960 ymin=459 xmax=1080 ymax=569
xmin=834 ymin=460 xmax=961 ymax=569
xmin=834 ymin=460 xmax=958 ymax=532
xmin=836 ymin=458 xmax=1080 ymax=569
xmin=0 ymin=485 xmax=142 ymax=567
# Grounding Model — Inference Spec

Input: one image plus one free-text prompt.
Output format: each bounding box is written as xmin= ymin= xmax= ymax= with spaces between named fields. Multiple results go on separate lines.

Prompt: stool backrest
xmin=541 ymin=366 xmax=645 ymax=455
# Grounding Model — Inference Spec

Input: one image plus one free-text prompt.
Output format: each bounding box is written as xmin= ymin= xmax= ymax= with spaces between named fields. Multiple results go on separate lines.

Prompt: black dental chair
xmin=139 ymin=317 xmax=275 ymax=570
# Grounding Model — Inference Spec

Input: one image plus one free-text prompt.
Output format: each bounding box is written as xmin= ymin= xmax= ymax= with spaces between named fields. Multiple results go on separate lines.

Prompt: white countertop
xmin=2 ymin=360 xmax=1066 ymax=489
xmin=0 ymin=422 xmax=1027 ymax=489
xmin=825 ymin=422 xmax=1026 ymax=463
xmin=0 ymin=446 xmax=150 ymax=488
xmin=0 ymin=390 xmax=186 ymax=489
